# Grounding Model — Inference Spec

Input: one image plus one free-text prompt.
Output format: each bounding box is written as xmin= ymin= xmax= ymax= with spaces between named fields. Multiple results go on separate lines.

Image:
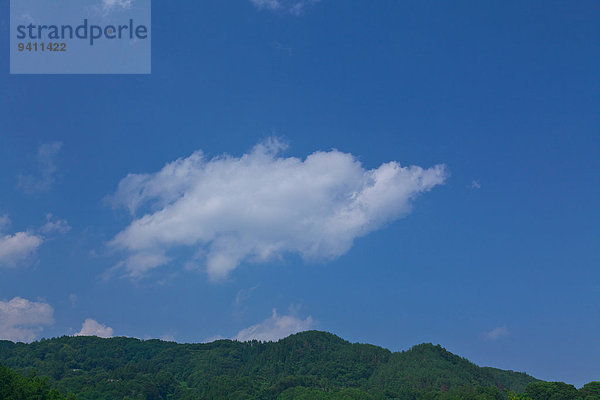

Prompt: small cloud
xmin=485 ymin=326 xmax=508 ymax=341
xmin=234 ymin=309 xmax=313 ymax=342
xmin=0 ymin=213 xmax=69 ymax=269
xmin=0 ymin=215 xmax=11 ymax=232
xmin=39 ymin=213 xmax=71 ymax=235
xmin=0 ymin=297 xmax=54 ymax=343
xmin=18 ymin=142 xmax=62 ymax=193
xmin=18 ymin=14 xmax=35 ymax=24
xmin=69 ymin=294 xmax=78 ymax=307
xmin=0 ymin=231 xmax=43 ymax=269
xmin=75 ymin=319 xmax=114 ymax=338
xmin=250 ymin=0 xmax=281 ymax=11
xmin=470 ymin=180 xmax=481 ymax=189
xmin=101 ymin=0 xmax=132 ymax=12
xmin=273 ymin=41 xmax=292 ymax=56
xmin=250 ymin=0 xmax=320 ymax=15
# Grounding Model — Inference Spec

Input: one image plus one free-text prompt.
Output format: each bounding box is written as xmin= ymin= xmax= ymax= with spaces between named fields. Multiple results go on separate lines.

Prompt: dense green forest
xmin=0 ymin=363 xmax=75 ymax=399
xmin=0 ymin=331 xmax=597 ymax=399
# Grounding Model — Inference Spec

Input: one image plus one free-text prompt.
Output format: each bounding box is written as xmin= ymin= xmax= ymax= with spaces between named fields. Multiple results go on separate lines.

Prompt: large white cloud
xmin=75 ymin=319 xmax=114 ymax=338
xmin=234 ymin=309 xmax=313 ymax=342
xmin=0 ymin=232 xmax=43 ymax=268
xmin=108 ymin=139 xmax=446 ymax=280
xmin=0 ymin=297 xmax=54 ymax=343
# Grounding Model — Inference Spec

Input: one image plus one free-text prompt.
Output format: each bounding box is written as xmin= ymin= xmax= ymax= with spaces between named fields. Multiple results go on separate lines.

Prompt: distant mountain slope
xmin=369 ymin=343 xmax=534 ymax=394
xmin=0 ymin=331 xmax=539 ymax=399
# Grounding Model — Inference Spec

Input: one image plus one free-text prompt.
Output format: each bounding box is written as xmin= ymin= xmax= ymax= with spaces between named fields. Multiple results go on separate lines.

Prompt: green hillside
xmin=0 ymin=331 xmax=594 ymax=399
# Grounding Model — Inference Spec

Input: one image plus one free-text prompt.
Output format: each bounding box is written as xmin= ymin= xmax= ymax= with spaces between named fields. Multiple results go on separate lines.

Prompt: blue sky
xmin=1 ymin=0 xmax=599 ymax=387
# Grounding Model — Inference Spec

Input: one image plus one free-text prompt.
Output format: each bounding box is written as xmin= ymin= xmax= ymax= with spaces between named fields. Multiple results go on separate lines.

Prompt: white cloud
xmin=18 ymin=142 xmax=62 ymax=193
xmin=0 ymin=231 xmax=43 ymax=268
xmin=0 ymin=297 xmax=54 ymax=343
xmin=485 ymin=326 xmax=508 ymax=341
xmin=108 ymin=139 xmax=446 ymax=280
xmin=39 ymin=213 xmax=71 ymax=234
xmin=471 ymin=180 xmax=481 ymax=189
xmin=250 ymin=0 xmax=320 ymax=15
xmin=75 ymin=319 xmax=114 ymax=338
xmin=0 ymin=213 xmax=69 ymax=269
xmin=234 ymin=309 xmax=313 ymax=342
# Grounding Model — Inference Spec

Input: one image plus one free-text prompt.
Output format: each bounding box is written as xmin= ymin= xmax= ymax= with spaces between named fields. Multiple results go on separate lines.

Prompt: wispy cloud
xmin=250 ymin=0 xmax=320 ymax=15
xmin=273 ymin=41 xmax=293 ymax=56
xmin=203 ymin=334 xmax=226 ymax=343
xmin=101 ymin=0 xmax=132 ymax=13
xmin=90 ymin=0 xmax=133 ymax=17
xmin=17 ymin=14 xmax=35 ymax=24
xmin=471 ymin=180 xmax=481 ymax=189
xmin=485 ymin=326 xmax=508 ymax=341
xmin=0 ymin=215 xmax=11 ymax=232
xmin=0 ymin=297 xmax=54 ymax=343
xmin=75 ymin=318 xmax=114 ymax=338
xmin=108 ymin=139 xmax=446 ymax=280
xmin=234 ymin=309 xmax=313 ymax=342
xmin=18 ymin=142 xmax=62 ymax=193
xmin=39 ymin=213 xmax=71 ymax=235
xmin=235 ymin=285 xmax=259 ymax=306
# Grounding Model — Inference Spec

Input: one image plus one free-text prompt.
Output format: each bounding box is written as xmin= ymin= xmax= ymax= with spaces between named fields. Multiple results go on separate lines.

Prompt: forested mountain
xmin=0 ymin=331 xmax=596 ymax=399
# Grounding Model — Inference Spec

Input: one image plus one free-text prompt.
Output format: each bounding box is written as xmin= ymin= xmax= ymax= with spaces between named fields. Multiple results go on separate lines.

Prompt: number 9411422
xmin=18 ymin=42 xmax=66 ymax=52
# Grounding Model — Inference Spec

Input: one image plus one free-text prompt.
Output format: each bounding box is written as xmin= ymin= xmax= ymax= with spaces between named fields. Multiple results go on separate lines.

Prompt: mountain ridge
xmin=0 ymin=330 xmax=549 ymax=399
